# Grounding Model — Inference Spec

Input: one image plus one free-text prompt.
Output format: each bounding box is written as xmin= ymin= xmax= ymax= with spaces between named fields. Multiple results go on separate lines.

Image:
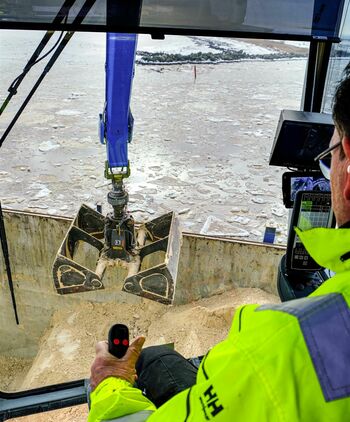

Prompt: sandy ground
xmin=6 ymin=287 xmax=279 ymax=421
xmin=0 ymin=355 xmax=32 ymax=391
xmin=0 ymin=32 xmax=308 ymax=243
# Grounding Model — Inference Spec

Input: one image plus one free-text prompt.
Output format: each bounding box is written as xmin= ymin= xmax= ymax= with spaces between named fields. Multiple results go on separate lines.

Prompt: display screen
xmin=290 ymin=176 xmax=330 ymax=204
xmin=269 ymin=111 xmax=334 ymax=171
xmin=296 ymin=197 xmax=333 ymax=231
xmin=282 ymin=171 xmax=331 ymax=208
xmin=287 ymin=191 xmax=333 ymax=271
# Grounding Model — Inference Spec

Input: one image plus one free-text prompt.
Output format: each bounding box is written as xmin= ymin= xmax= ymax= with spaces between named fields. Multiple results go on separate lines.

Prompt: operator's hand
xmin=90 ymin=336 xmax=145 ymax=391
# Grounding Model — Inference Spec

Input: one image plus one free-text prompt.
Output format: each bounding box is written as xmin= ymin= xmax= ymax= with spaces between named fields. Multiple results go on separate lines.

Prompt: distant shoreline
xmin=136 ymin=51 xmax=307 ymax=65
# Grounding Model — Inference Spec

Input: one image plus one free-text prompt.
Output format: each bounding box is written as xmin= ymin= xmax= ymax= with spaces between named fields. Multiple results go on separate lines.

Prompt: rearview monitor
xmin=269 ymin=110 xmax=334 ymax=171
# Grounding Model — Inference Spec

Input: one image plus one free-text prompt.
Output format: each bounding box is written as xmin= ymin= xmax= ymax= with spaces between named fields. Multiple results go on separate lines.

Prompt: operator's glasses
xmin=314 ymin=139 xmax=342 ymax=180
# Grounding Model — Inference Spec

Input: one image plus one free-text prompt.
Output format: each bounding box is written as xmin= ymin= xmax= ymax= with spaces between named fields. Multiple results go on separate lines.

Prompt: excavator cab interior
xmin=1 ymin=0 xmax=350 ymax=419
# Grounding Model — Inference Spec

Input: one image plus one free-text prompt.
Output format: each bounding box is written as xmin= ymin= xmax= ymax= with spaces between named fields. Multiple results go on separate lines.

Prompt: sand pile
xmin=0 ymin=355 xmax=32 ymax=391
xmin=10 ymin=287 xmax=279 ymax=421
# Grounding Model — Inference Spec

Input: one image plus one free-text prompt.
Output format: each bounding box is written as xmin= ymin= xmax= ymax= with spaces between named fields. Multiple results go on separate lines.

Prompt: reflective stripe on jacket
xmin=89 ymin=227 xmax=350 ymax=421
xmin=101 ymin=410 xmax=154 ymax=421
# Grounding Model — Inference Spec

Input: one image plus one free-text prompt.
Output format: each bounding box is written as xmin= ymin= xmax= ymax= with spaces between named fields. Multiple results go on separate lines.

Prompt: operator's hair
xmin=332 ymin=69 xmax=350 ymax=139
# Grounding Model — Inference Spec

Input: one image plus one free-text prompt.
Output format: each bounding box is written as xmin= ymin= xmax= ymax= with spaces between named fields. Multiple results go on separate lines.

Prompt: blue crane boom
xmin=98 ymin=33 xmax=139 ymax=262
xmin=100 ymin=33 xmax=138 ymax=169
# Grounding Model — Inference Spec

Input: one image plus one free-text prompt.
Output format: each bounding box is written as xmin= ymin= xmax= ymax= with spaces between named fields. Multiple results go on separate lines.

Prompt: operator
xmin=88 ymin=74 xmax=350 ymax=421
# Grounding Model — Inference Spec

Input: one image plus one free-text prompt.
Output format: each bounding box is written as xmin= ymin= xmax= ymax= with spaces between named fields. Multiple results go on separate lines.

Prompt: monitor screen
xmin=297 ymin=195 xmax=333 ymax=231
xmin=290 ymin=175 xmax=330 ymax=203
xmin=282 ymin=171 xmax=330 ymax=208
xmin=287 ymin=190 xmax=334 ymax=271
xmin=269 ymin=110 xmax=334 ymax=170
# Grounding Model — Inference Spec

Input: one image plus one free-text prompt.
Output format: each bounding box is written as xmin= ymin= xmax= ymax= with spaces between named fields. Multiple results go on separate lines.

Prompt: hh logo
xmin=199 ymin=385 xmax=224 ymax=419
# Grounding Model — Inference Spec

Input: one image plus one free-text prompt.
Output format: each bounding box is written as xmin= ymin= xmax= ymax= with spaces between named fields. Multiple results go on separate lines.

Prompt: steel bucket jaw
xmin=52 ymin=206 xmax=181 ymax=304
xmin=123 ymin=212 xmax=181 ymax=305
xmin=52 ymin=204 xmax=105 ymax=294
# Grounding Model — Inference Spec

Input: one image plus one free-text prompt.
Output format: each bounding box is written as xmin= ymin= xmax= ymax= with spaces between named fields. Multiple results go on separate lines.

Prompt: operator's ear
xmin=342 ymin=135 xmax=350 ymax=200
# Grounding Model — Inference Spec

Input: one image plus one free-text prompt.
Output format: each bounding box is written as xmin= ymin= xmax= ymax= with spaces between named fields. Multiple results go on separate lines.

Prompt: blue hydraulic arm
xmin=99 ymin=32 xmax=138 ymax=172
xmin=98 ymin=32 xmax=138 ymax=260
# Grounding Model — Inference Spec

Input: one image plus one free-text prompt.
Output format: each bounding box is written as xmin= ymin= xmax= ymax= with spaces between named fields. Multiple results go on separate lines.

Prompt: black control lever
xmin=108 ymin=324 xmax=129 ymax=358
xmin=87 ymin=324 xmax=130 ymax=410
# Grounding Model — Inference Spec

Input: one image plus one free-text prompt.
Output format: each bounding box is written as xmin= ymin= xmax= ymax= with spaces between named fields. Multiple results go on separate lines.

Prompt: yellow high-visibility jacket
xmin=88 ymin=227 xmax=350 ymax=421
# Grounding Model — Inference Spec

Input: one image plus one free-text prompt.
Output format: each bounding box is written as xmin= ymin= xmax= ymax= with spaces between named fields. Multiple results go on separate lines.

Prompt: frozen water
xmin=0 ymin=33 xmax=309 ymax=244
xmin=38 ymin=141 xmax=60 ymax=152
